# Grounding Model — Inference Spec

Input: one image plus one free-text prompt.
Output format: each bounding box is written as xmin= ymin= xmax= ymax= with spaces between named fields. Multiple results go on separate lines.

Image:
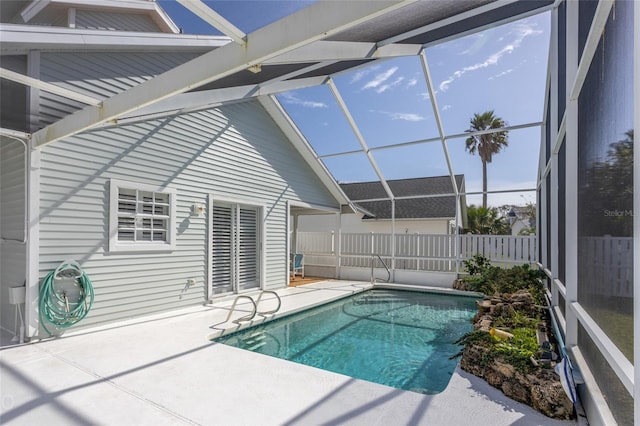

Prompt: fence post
xmin=335 ymin=213 xmax=341 ymax=279
xmin=370 ymin=232 xmax=374 ymax=272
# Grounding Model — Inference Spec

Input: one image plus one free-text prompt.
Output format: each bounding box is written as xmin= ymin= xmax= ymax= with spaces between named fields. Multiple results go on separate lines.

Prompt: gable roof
xmin=11 ymin=0 xmax=554 ymax=148
xmin=3 ymin=0 xmax=179 ymax=33
xmin=340 ymin=175 xmax=465 ymax=220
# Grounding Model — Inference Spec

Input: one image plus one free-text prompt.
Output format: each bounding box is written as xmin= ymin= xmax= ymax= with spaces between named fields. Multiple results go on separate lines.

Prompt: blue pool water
xmin=216 ymin=289 xmax=478 ymax=394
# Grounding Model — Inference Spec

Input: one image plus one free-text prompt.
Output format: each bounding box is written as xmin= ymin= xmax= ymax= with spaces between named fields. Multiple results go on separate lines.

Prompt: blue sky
xmin=160 ymin=1 xmax=550 ymax=207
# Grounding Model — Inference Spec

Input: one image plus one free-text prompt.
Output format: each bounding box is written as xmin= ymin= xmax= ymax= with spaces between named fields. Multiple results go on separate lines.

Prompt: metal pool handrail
xmin=225 ymin=295 xmax=257 ymax=323
xmin=370 ymin=254 xmax=391 ymax=284
xmin=255 ymin=290 xmax=281 ymax=315
xmin=224 ymin=291 xmax=282 ymax=323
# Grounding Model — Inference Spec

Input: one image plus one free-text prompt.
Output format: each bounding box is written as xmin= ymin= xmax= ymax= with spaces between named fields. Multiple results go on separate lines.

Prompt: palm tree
xmin=465 ymin=205 xmax=511 ymax=235
xmin=465 ymin=111 xmax=509 ymax=208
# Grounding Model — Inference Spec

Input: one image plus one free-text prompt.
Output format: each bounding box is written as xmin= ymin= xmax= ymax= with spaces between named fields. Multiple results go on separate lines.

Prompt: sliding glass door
xmin=210 ymin=201 xmax=261 ymax=295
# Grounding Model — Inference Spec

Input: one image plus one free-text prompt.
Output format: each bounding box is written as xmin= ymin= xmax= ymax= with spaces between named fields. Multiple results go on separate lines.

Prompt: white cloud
xmin=362 ymin=67 xmax=398 ymax=91
xmin=438 ymin=20 xmax=542 ymax=91
xmin=488 ymin=69 xmax=514 ymax=80
xmin=350 ymin=70 xmax=369 ymax=83
xmin=406 ymin=77 xmax=418 ymax=87
xmin=442 ymin=105 xmax=452 ymax=111
xmin=375 ymin=110 xmax=425 ymax=122
xmin=376 ymin=76 xmax=405 ymax=93
xmin=418 ymin=89 xmax=438 ymax=101
xmin=280 ymin=92 xmax=327 ymax=108
xmin=349 ymin=65 xmax=380 ymax=84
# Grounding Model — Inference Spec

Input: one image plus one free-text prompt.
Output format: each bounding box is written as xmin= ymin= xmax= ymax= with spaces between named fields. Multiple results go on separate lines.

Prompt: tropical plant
xmin=465 ymin=111 xmax=509 ymax=208
xmin=465 ymin=204 xmax=511 ymax=235
xmin=516 ymin=202 xmax=537 ymax=235
xmin=461 ymin=255 xmax=546 ymax=304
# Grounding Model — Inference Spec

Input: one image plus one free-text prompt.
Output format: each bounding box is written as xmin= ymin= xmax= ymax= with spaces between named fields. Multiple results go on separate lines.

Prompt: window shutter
xmin=210 ymin=202 xmax=261 ymax=295
xmin=237 ymin=207 xmax=259 ymax=291
xmin=211 ymin=205 xmax=234 ymax=294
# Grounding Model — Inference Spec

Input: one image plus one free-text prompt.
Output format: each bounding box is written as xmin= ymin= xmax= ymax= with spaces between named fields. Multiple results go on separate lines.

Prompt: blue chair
xmin=290 ymin=253 xmax=304 ymax=279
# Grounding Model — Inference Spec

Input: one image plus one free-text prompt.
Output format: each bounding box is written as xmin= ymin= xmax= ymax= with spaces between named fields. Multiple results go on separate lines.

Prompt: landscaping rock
xmin=456 ymin=287 xmax=575 ymax=420
xmin=452 ymin=278 xmax=473 ymax=291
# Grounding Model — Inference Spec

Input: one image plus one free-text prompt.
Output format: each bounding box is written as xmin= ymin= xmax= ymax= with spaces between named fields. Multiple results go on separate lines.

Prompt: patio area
xmin=0 ymin=280 xmax=578 ymax=426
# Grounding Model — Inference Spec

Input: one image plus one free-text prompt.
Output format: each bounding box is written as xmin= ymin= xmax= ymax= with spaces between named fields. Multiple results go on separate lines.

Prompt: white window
xmin=109 ymin=179 xmax=176 ymax=252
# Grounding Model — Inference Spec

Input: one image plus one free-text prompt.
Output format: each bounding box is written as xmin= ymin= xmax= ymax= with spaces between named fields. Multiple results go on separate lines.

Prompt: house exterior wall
xmin=38 ymin=52 xmax=199 ymax=127
xmin=75 ymin=10 xmax=160 ymax=32
xmin=23 ymin=6 xmax=163 ymax=33
xmin=0 ymin=137 xmax=27 ymax=335
xmin=36 ymin=100 xmax=339 ymax=330
xmin=297 ymin=212 xmax=450 ymax=235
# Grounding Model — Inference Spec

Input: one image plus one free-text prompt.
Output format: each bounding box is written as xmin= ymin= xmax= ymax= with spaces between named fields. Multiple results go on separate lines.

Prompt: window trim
xmin=109 ymin=179 xmax=177 ymax=253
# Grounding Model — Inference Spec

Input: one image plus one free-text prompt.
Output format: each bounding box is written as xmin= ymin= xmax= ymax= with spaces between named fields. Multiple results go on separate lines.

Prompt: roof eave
xmin=0 ymin=23 xmax=231 ymax=54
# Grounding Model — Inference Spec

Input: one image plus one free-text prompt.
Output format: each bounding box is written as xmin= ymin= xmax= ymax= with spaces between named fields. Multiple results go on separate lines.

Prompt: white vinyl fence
xmin=296 ymin=232 xmax=538 ymax=274
xmin=578 ymin=236 xmax=633 ymax=298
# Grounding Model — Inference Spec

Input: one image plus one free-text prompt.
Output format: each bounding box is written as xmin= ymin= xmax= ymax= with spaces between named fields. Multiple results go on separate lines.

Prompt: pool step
xmin=356 ymin=291 xmax=414 ymax=305
xmin=240 ymin=331 xmax=268 ymax=350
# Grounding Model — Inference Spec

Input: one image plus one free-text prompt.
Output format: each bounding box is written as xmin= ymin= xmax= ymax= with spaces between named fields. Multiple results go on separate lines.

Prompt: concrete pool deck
xmin=1 ymin=280 xmax=579 ymax=425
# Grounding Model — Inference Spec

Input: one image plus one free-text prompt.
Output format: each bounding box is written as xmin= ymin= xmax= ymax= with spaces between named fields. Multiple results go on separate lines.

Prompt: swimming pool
xmin=216 ymin=289 xmax=478 ymax=394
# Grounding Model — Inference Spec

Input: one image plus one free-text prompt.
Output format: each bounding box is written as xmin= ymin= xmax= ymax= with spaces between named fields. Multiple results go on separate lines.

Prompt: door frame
xmin=207 ymin=194 xmax=266 ymax=299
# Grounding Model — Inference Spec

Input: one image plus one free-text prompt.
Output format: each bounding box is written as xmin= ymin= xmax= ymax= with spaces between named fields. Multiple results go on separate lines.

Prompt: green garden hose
xmin=39 ymin=262 xmax=94 ymax=335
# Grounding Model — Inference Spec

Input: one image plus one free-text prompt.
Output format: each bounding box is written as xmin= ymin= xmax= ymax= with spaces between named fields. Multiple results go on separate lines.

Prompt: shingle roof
xmin=340 ymin=175 xmax=464 ymax=220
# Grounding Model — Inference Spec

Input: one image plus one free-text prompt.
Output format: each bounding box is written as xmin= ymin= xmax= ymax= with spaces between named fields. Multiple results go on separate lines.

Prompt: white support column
xmin=24 ymin=51 xmax=41 ymax=339
xmin=455 ymin=194 xmax=461 ymax=275
xmin=391 ymin=199 xmax=396 ymax=282
xmin=335 ymin=212 xmax=342 ymax=279
xmin=633 ymin=1 xmax=640 ymax=424
xmin=25 ymin=148 xmax=40 ymax=339
xmin=540 ymin=168 xmax=548 ymax=270
xmin=564 ymin=0 xmax=579 ymax=348
xmin=67 ymin=7 xmax=76 ymax=29
xmin=292 ymin=214 xmax=299 ymax=253
xmin=549 ymin=4 xmax=559 ymax=305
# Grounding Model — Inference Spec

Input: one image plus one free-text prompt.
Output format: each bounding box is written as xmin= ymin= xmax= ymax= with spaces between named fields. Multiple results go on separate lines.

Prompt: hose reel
xmin=39 ymin=259 xmax=94 ymax=335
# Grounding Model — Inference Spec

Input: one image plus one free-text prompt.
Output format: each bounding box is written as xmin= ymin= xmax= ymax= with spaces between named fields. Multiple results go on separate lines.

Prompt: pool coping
xmin=207 ymin=283 xmax=482 ymax=341
xmin=0 ymin=280 xmax=579 ymax=426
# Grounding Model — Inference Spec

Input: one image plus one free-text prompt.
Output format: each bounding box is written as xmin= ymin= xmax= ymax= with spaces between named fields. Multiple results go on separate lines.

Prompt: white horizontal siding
xmin=38 ymin=52 xmax=199 ymax=127
xmin=75 ymin=10 xmax=160 ymax=32
xmin=38 ymin=99 xmax=338 ymax=329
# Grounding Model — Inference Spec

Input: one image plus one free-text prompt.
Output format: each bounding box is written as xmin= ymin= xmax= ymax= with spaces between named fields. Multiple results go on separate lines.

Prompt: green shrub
xmin=463 ymin=254 xmax=492 ymax=275
xmin=453 ymin=327 xmax=540 ymax=373
xmin=494 ymin=327 xmax=539 ymax=373
xmin=460 ymin=257 xmax=545 ymax=303
xmin=455 ymin=257 xmax=551 ymax=376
